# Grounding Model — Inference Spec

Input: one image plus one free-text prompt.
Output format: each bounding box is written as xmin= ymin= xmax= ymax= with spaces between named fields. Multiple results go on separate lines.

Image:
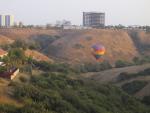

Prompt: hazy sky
xmin=0 ymin=0 xmax=149 ymax=26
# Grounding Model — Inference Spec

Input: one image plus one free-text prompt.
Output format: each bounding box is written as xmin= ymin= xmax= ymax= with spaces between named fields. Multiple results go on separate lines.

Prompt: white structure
xmin=63 ymin=25 xmax=92 ymax=30
xmin=0 ymin=15 xmax=5 ymax=27
xmin=10 ymin=68 xmax=19 ymax=80
xmin=5 ymin=15 xmax=14 ymax=27
xmin=0 ymin=15 xmax=14 ymax=27
xmin=55 ymin=20 xmax=71 ymax=27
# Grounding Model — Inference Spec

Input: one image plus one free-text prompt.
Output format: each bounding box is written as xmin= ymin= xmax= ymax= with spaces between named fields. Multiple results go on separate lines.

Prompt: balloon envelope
xmin=92 ymin=44 xmax=105 ymax=51
xmin=92 ymin=44 xmax=105 ymax=61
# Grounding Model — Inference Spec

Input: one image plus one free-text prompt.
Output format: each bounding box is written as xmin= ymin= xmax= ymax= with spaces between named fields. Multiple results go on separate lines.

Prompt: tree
xmin=11 ymin=39 xmax=27 ymax=50
xmin=8 ymin=48 xmax=26 ymax=68
xmin=2 ymin=56 xmax=12 ymax=69
xmin=0 ymin=66 xmax=7 ymax=73
xmin=133 ymin=57 xmax=141 ymax=65
xmin=146 ymin=26 xmax=150 ymax=33
xmin=142 ymin=96 xmax=150 ymax=105
xmin=115 ymin=60 xmax=132 ymax=68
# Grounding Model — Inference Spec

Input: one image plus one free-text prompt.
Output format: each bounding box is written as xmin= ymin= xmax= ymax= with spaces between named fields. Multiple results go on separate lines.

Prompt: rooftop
xmin=0 ymin=49 xmax=8 ymax=56
xmin=83 ymin=12 xmax=105 ymax=14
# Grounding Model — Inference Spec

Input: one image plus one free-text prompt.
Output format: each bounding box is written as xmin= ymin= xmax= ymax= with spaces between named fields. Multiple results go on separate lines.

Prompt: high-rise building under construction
xmin=83 ymin=12 xmax=105 ymax=28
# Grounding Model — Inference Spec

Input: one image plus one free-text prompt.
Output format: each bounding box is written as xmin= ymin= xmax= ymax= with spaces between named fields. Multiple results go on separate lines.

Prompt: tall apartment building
xmin=0 ymin=15 xmax=14 ymax=27
xmin=5 ymin=15 xmax=14 ymax=27
xmin=0 ymin=15 xmax=5 ymax=27
xmin=83 ymin=12 xmax=105 ymax=28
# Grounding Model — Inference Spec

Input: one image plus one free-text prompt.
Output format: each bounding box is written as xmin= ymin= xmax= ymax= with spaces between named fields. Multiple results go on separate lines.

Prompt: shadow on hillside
xmin=128 ymin=30 xmax=150 ymax=55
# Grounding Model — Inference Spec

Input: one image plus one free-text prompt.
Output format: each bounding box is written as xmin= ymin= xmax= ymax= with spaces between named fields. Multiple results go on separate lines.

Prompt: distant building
xmin=83 ymin=12 xmax=105 ymax=28
xmin=55 ymin=20 xmax=71 ymax=27
xmin=63 ymin=25 xmax=92 ymax=30
xmin=0 ymin=15 xmax=14 ymax=27
xmin=62 ymin=20 xmax=71 ymax=26
xmin=5 ymin=15 xmax=14 ymax=27
xmin=18 ymin=21 xmax=23 ymax=27
xmin=0 ymin=15 xmax=5 ymax=27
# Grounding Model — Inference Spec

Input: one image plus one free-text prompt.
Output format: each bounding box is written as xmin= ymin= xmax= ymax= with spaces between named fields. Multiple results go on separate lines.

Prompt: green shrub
xmin=132 ymin=57 xmax=141 ymax=65
xmin=117 ymin=72 xmax=130 ymax=81
xmin=28 ymin=43 xmax=40 ymax=50
xmin=117 ymin=68 xmax=150 ymax=82
xmin=33 ymin=34 xmax=61 ymax=50
xmin=11 ymin=39 xmax=28 ymax=50
xmin=122 ymin=81 xmax=148 ymax=94
xmin=0 ymin=104 xmax=17 ymax=113
xmin=1 ymin=71 xmax=150 ymax=113
xmin=33 ymin=61 xmax=71 ymax=73
xmin=0 ymin=66 xmax=7 ymax=73
xmin=73 ymin=43 xmax=84 ymax=49
xmin=142 ymin=96 xmax=150 ymax=105
xmin=146 ymin=26 xmax=150 ymax=33
xmin=75 ymin=61 xmax=112 ymax=73
xmin=19 ymin=76 xmax=28 ymax=83
xmin=115 ymin=60 xmax=132 ymax=68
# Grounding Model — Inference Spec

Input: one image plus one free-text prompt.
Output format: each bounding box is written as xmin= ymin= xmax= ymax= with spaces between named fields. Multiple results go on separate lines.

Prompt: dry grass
xmin=81 ymin=63 xmax=150 ymax=83
xmin=138 ymin=31 xmax=150 ymax=44
xmin=0 ymin=35 xmax=14 ymax=45
xmin=0 ymin=28 xmax=59 ymax=40
xmin=135 ymin=83 xmax=150 ymax=98
xmin=0 ymin=78 xmax=22 ymax=107
xmin=0 ymin=28 xmax=149 ymax=64
xmin=25 ymin=49 xmax=54 ymax=63
xmin=50 ymin=29 xmax=139 ymax=64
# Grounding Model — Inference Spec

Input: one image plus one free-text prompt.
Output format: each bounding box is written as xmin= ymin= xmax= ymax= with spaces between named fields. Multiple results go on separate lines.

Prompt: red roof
xmin=0 ymin=49 xmax=8 ymax=56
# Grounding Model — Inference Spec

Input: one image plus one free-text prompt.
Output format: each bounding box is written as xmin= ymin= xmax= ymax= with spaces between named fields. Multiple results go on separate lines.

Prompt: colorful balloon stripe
xmin=92 ymin=44 xmax=105 ymax=61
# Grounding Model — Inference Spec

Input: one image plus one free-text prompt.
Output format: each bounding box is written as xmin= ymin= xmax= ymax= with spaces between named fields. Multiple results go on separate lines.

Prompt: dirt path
xmin=81 ymin=63 xmax=150 ymax=98
xmin=135 ymin=83 xmax=150 ymax=99
xmin=81 ymin=63 xmax=150 ymax=83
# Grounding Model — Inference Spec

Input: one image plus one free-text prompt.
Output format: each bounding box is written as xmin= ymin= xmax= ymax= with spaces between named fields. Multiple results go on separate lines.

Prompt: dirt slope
xmin=81 ymin=63 xmax=150 ymax=83
xmin=47 ymin=29 xmax=139 ymax=64
xmin=0 ymin=35 xmax=14 ymax=45
xmin=0 ymin=28 xmax=150 ymax=64
xmin=0 ymin=78 xmax=21 ymax=106
xmin=135 ymin=83 xmax=150 ymax=98
xmin=0 ymin=28 xmax=59 ymax=40
xmin=25 ymin=49 xmax=54 ymax=62
xmin=128 ymin=30 xmax=150 ymax=55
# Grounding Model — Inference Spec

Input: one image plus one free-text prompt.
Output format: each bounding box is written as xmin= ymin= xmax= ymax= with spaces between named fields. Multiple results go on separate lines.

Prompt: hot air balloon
xmin=92 ymin=44 xmax=105 ymax=62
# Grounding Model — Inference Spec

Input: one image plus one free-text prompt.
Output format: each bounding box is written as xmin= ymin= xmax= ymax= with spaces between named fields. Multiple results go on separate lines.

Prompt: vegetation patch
xmin=115 ymin=60 xmax=133 ymax=68
xmin=73 ymin=43 xmax=84 ymax=49
xmin=74 ymin=61 xmax=112 ymax=73
xmin=142 ymin=96 xmax=150 ymax=105
xmin=133 ymin=56 xmax=150 ymax=65
xmin=117 ymin=68 xmax=150 ymax=82
xmin=0 ymin=73 xmax=150 ymax=113
xmin=121 ymin=81 xmax=148 ymax=95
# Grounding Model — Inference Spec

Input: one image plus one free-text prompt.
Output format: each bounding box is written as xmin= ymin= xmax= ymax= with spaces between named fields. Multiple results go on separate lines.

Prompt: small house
xmin=0 ymin=62 xmax=6 ymax=66
xmin=0 ymin=67 xmax=19 ymax=80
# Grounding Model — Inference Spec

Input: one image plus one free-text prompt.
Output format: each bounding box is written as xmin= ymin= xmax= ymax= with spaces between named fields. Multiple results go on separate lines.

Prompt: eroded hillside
xmin=128 ymin=30 xmax=150 ymax=55
xmin=47 ymin=29 xmax=139 ymax=64
xmin=0 ymin=28 xmax=150 ymax=64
